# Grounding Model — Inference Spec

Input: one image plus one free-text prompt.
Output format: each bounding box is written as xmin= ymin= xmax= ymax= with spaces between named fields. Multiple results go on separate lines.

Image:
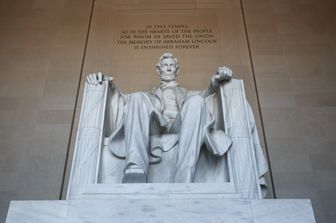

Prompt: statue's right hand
xmin=86 ymin=72 xmax=113 ymax=85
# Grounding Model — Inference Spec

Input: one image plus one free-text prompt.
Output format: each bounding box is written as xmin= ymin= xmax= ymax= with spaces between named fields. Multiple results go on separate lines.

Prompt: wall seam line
xmin=59 ymin=0 xmax=97 ymax=200
xmin=239 ymin=0 xmax=277 ymax=198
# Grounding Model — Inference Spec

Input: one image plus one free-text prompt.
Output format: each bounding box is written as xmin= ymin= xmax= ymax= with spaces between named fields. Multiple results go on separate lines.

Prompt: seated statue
xmin=68 ymin=52 xmax=268 ymax=199
xmin=87 ymin=53 xmax=233 ymax=184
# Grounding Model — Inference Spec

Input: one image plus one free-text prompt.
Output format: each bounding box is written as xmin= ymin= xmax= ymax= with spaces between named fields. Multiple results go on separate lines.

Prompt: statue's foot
xmin=122 ymin=166 xmax=146 ymax=183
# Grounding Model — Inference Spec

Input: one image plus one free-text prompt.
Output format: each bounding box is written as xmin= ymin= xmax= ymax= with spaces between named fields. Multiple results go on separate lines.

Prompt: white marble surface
xmin=67 ymin=82 xmax=108 ymax=199
xmin=252 ymin=199 xmax=316 ymax=223
xmin=70 ymin=183 xmax=241 ymax=199
xmin=6 ymin=201 xmax=67 ymax=223
xmin=6 ymin=199 xmax=315 ymax=223
xmin=69 ymin=198 xmax=252 ymax=223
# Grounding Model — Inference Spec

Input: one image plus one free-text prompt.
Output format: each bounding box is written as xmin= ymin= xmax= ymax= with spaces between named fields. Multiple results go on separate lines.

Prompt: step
xmin=6 ymin=198 xmax=315 ymax=223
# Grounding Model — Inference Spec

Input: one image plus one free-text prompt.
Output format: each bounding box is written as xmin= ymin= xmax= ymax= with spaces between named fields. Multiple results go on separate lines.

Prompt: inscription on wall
xmin=116 ymin=24 xmax=217 ymax=50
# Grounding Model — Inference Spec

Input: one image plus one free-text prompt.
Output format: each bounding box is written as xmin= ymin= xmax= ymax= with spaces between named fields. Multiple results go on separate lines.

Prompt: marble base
xmin=6 ymin=198 xmax=315 ymax=223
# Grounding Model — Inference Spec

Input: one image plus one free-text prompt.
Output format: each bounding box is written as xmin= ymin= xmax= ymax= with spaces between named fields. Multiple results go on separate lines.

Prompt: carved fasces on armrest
xmin=67 ymin=81 xmax=109 ymax=199
xmin=219 ymin=79 xmax=265 ymax=199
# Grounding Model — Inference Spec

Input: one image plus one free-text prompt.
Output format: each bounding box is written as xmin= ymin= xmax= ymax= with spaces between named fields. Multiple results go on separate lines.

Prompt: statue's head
xmin=156 ymin=52 xmax=179 ymax=81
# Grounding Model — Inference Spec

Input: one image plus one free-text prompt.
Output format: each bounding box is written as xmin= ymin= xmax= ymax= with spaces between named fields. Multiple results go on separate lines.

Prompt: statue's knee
xmin=130 ymin=92 xmax=147 ymax=104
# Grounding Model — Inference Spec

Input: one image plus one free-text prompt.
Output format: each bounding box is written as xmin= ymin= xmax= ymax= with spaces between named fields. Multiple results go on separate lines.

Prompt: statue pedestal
xmin=6 ymin=198 xmax=315 ymax=223
xmin=6 ymin=184 xmax=315 ymax=223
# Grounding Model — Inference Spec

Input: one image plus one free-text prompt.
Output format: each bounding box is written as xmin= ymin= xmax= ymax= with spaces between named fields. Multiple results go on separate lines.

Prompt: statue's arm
xmin=203 ymin=66 xmax=233 ymax=97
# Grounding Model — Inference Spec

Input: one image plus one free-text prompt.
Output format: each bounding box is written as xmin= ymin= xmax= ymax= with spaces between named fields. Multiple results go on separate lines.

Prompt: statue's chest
xmin=162 ymin=88 xmax=179 ymax=119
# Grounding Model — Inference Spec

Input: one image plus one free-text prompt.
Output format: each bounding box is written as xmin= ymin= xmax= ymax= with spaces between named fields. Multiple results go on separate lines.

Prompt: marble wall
xmin=0 ymin=0 xmax=93 ymax=222
xmin=244 ymin=0 xmax=336 ymax=222
xmin=0 ymin=0 xmax=335 ymax=222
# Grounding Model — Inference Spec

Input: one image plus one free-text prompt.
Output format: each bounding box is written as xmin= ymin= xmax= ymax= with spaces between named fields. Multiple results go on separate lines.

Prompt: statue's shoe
xmin=122 ymin=168 xmax=146 ymax=183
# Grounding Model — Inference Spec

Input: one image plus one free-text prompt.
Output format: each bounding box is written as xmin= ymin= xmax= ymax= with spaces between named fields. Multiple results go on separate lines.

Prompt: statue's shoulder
xmin=149 ymin=86 xmax=160 ymax=95
xmin=176 ymin=85 xmax=187 ymax=94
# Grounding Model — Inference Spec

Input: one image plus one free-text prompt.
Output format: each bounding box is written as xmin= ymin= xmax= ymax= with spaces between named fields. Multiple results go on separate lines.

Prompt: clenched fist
xmin=214 ymin=66 xmax=233 ymax=82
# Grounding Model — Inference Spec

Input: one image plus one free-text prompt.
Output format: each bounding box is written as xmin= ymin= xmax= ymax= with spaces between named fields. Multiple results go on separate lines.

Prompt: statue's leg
xmin=174 ymin=95 xmax=207 ymax=182
xmin=123 ymin=92 xmax=161 ymax=183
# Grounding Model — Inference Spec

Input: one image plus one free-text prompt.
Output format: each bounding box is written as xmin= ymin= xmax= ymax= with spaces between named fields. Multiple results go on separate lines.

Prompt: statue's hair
xmin=156 ymin=52 xmax=180 ymax=74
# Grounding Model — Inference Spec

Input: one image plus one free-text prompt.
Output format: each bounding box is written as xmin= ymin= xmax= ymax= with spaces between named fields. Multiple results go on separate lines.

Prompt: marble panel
xmin=0 ymin=109 xmax=38 ymax=125
xmin=272 ymin=172 xmax=320 ymax=191
xmin=249 ymin=34 xmax=283 ymax=55
xmin=318 ymin=189 xmax=336 ymax=221
xmin=259 ymin=93 xmax=296 ymax=108
xmin=0 ymin=97 xmax=40 ymax=110
xmin=69 ymin=199 xmax=252 ymax=223
xmin=310 ymin=153 xmax=336 ymax=171
xmin=43 ymin=80 xmax=80 ymax=97
xmin=32 ymin=124 xmax=71 ymax=141
xmin=0 ymin=173 xmax=18 ymax=192
xmin=5 ymin=199 xmax=315 ymax=223
xmin=274 ymin=188 xmax=325 ymax=223
xmin=0 ymin=124 xmax=34 ymax=141
xmin=6 ymin=201 xmax=67 ymax=223
xmin=294 ymin=93 xmax=336 ymax=107
xmin=247 ymin=24 xmax=277 ymax=34
xmin=38 ymin=96 xmax=76 ymax=110
xmin=266 ymin=138 xmax=312 ymax=172
xmin=252 ymin=55 xmax=288 ymax=73
xmin=304 ymin=137 xmax=336 ymax=154
xmin=137 ymin=4 xmax=196 ymax=10
xmin=255 ymin=75 xmax=292 ymax=93
xmin=313 ymin=172 xmax=336 ymax=191
xmin=252 ymin=199 xmax=315 ymax=223
xmin=0 ymin=192 xmax=17 ymax=223
xmin=289 ymin=77 xmax=326 ymax=94
xmin=14 ymin=139 xmax=69 ymax=199
xmin=284 ymin=43 xmax=332 ymax=56
xmin=33 ymin=0 xmax=65 ymax=9
xmin=0 ymin=140 xmax=27 ymax=173
xmin=36 ymin=110 xmax=73 ymax=124
xmin=286 ymin=55 xmax=323 ymax=77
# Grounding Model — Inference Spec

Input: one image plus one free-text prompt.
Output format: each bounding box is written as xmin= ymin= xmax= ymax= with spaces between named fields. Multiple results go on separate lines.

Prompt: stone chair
xmin=67 ymin=79 xmax=268 ymax=200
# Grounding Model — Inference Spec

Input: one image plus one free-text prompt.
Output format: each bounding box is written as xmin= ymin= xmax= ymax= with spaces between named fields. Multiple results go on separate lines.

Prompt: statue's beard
xmin=160 ymin=73 xmax=177 ymax=82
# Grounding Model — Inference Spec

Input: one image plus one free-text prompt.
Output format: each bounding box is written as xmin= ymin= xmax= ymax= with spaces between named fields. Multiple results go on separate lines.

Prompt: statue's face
xmin=159 ymin=58 xmax=177 ymax=81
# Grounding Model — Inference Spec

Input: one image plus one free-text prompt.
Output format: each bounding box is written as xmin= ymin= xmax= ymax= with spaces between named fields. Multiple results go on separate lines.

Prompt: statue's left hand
xmin=214 ymin=66 xmax=233 ymax=82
